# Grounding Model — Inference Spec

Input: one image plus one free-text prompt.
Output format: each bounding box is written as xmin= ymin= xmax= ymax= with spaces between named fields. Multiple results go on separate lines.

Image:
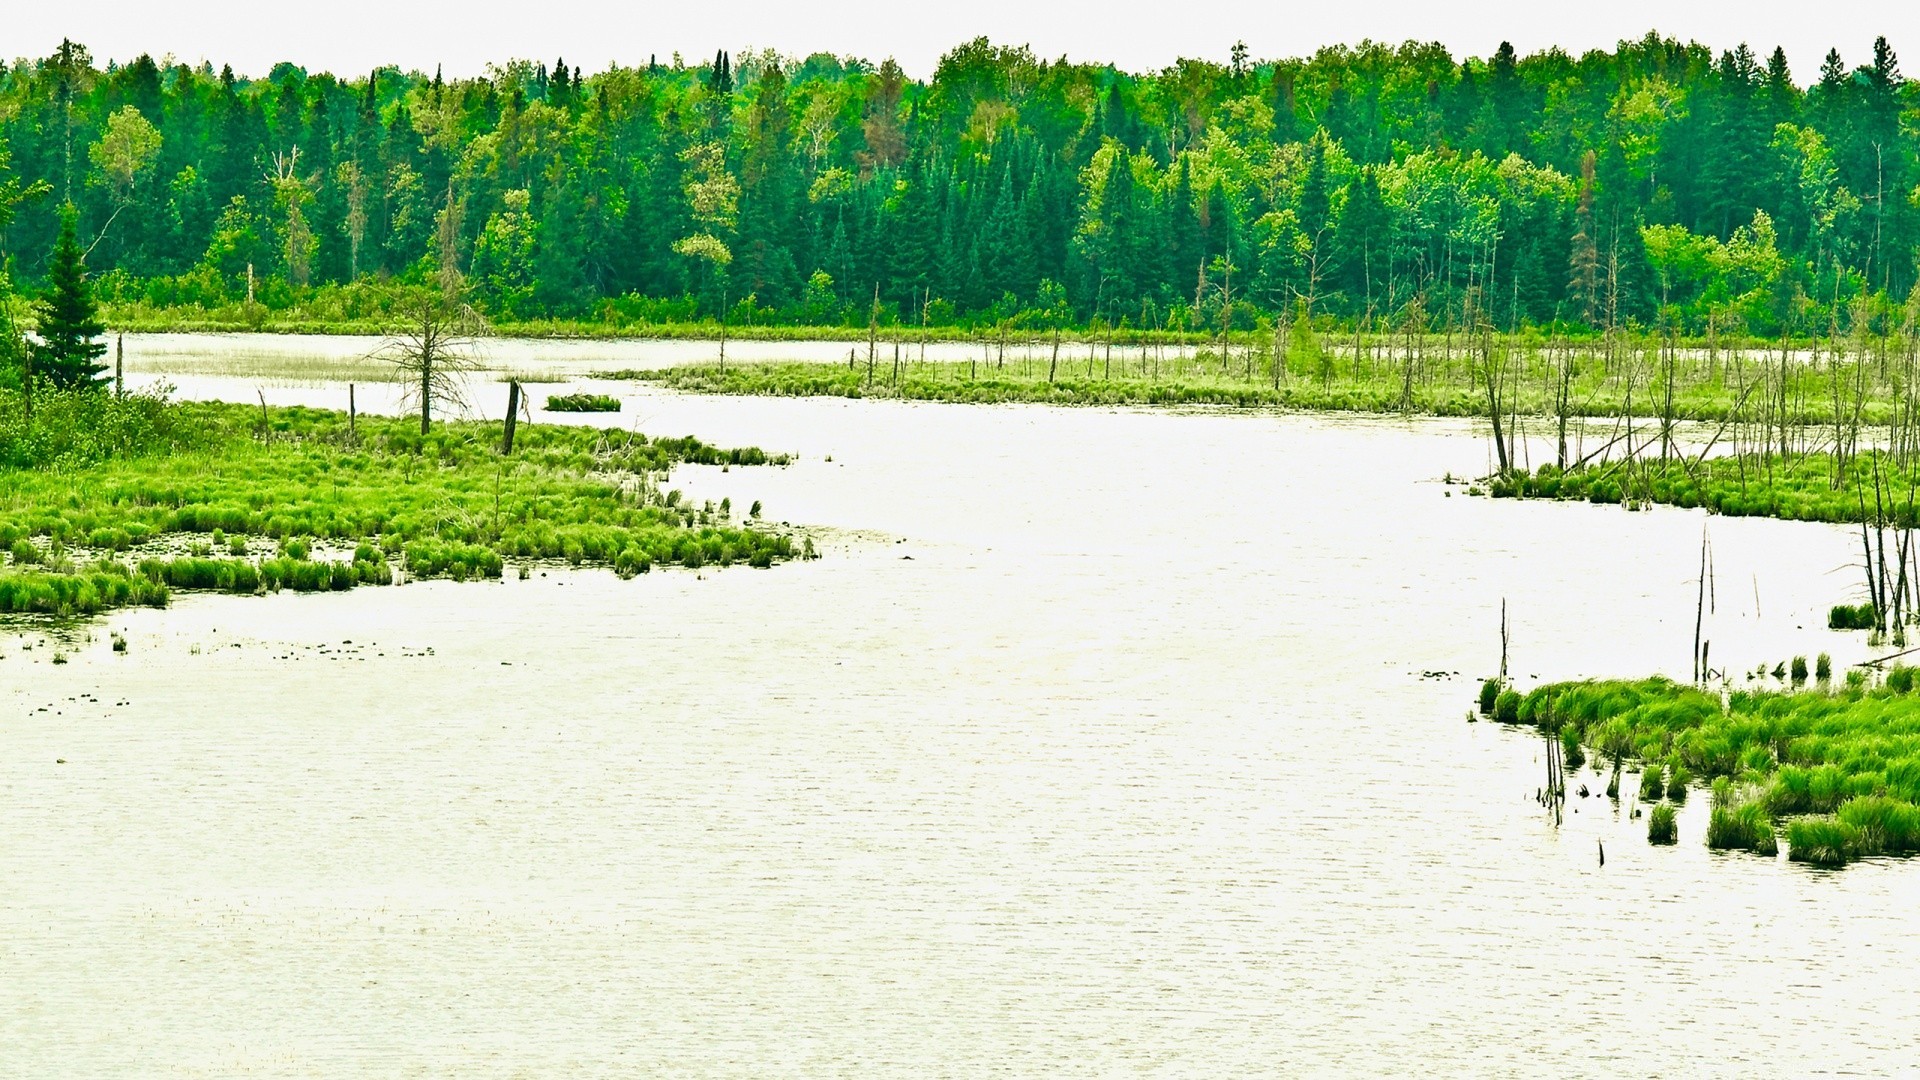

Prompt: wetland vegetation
xmin=1487 ymin=675 xmax=1920 ymax=867
xmin=0 ymin=387 xmax=800 ymax=616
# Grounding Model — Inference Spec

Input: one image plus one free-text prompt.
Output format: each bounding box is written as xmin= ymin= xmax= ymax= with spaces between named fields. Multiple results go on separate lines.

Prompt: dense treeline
xmin=0 ymin=33 xmax=1915 ymax=337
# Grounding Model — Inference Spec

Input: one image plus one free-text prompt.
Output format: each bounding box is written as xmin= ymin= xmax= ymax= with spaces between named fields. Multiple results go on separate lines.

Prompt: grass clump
xmin=1492 ymin=689 xmax=1522 ymax=724
xmin=1478 ymin=678 xmax=1502 ymax=715
xmin=1829 ymin=604 xmax=1878 ymax=631
xmin=1786 ymin=818 xmax=1860 ymax=867
xmin=1639 ymin=763 xmax=1666 ymax=802
xmin=0 ymin=562 xmax=170 ymax=616
xmin=1665 ymin=761 xmax=1692 ymax=801
xmin=1648 ymin=802 xmax=1678 ymax=845
xmin=1707 ymin=792 xmax=1779 ymax=856
xmin=545 ymin=393 xmax=622 ymax=413
xmin=1560 ymin=726 xmax=1586 ymax=770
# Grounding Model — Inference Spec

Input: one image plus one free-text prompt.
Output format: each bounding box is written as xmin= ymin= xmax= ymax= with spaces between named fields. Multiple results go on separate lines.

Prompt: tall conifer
xmin=32 ymin=204 xmax=107 ymax=390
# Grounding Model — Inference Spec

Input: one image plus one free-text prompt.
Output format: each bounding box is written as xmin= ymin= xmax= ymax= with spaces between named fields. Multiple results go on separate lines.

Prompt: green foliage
xmin=1791 ymin=656 xmax=1809 ymax=683
xmin=4 ymin=37 xmax=1917 ymax=339
xmin=0 ymin=386 xmax=198 ymax=469
xmin=0 ymin=561 xmax=167 ymax=615
xmin=1815 ymin=653 xmax=1833 ymax=681
xmin=31 ymin=204 xmax=108 ymax=389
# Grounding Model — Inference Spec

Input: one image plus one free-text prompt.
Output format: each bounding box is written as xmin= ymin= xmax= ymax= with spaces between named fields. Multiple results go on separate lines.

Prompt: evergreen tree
xmin=32 ymin=204 xmax=108 ymax=390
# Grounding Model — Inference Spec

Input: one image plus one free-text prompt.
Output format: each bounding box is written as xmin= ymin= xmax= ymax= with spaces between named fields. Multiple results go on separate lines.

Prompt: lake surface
xmin=5 ymin=359 xmax=1916 ymax=1076
xmin=116 ymin=331 xmax=1150 ymax=384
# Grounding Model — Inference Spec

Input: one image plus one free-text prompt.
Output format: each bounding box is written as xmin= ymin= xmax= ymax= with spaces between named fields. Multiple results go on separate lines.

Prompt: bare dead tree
xmin=370 ymin=287 xmax=488 ymax=434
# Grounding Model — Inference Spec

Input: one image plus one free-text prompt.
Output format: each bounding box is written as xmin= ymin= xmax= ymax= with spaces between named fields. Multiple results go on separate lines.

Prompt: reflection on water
xmin=4 ymin=381 xmax=1914 ymax=1076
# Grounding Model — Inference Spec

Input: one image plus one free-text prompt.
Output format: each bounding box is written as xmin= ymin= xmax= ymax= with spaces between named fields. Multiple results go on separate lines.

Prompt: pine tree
xmin=32 ymin=204 xmax=108 ymax=390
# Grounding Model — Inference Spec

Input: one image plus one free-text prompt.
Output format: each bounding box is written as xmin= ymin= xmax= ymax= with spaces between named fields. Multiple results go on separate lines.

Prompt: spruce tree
xmin=32 ymin=204 xmax=107 ymax=390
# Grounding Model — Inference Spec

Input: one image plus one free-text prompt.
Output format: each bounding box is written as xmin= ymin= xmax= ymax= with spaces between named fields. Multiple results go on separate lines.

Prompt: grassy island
xmin=1491 ymin=451 xmax=1920 ymax=527
xmin=0 ymin=389 xmax=802 ymax=617
xmin=545 ymin=393 xmax=623 ymax=413
xmin=1486 ymin=675 xmax=1920 ymax=867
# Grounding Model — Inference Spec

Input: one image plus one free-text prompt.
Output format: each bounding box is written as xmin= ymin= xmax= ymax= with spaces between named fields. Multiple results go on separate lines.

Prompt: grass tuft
xmin=1648 ymin=802 xmax=1678 ymax=845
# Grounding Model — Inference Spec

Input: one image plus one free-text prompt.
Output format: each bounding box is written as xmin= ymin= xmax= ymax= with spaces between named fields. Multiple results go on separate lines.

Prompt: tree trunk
xmin=502 ymin=381 xmax=521 ymax=454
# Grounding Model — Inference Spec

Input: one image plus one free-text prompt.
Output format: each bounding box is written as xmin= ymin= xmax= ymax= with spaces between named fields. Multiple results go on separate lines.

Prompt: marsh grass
xmin=545 ymin=393 xmax=622 ymax=413
xmin=1560 ymin=726 xmax=1585 ymax=770
xmin=1786 ymin=818 xmax=1860 ymax=867
xmin=1493 ymin=689 xmax=1522 ymax=724
xmin=1648 ymin=802 xmax=1678 ymax=845
xmin=0 ymin=389 xmax=799 ymax=616
xmin=1639 ymin=763 xmax=1667 ymax=802
xmin=1479 ymin=678 xmax=1502 ymax=715
xmin=1666 ymin=761 xmax=1693 ymax=801
xmin=1497 ymin=676 xmax=1920 ymax=866
xmin=1501 ymin=451 xmax=1920 ymax=538
xmin=1829 ymin=604 xmax=1877 ymax=631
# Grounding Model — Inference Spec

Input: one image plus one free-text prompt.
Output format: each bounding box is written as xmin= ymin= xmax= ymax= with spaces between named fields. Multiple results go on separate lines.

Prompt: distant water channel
xmin=5 ymin=347 xmax=1916 ymax=1075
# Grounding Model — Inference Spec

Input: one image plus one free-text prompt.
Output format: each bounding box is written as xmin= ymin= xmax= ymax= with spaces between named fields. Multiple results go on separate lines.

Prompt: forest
xmin=0 ymin=32 xmax=1914 ymax=338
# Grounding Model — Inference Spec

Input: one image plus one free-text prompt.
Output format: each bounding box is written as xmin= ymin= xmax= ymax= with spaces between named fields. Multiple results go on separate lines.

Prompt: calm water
xmin=116 ymin=331 xmax=1141 ymax=384
xmin=5 ymin=364 xmax=1916 ymax=1076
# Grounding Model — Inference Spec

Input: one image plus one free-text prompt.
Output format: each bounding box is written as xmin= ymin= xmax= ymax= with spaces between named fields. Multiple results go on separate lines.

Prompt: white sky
xmin=9 ymin=0 xmax=1909 ymax=82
